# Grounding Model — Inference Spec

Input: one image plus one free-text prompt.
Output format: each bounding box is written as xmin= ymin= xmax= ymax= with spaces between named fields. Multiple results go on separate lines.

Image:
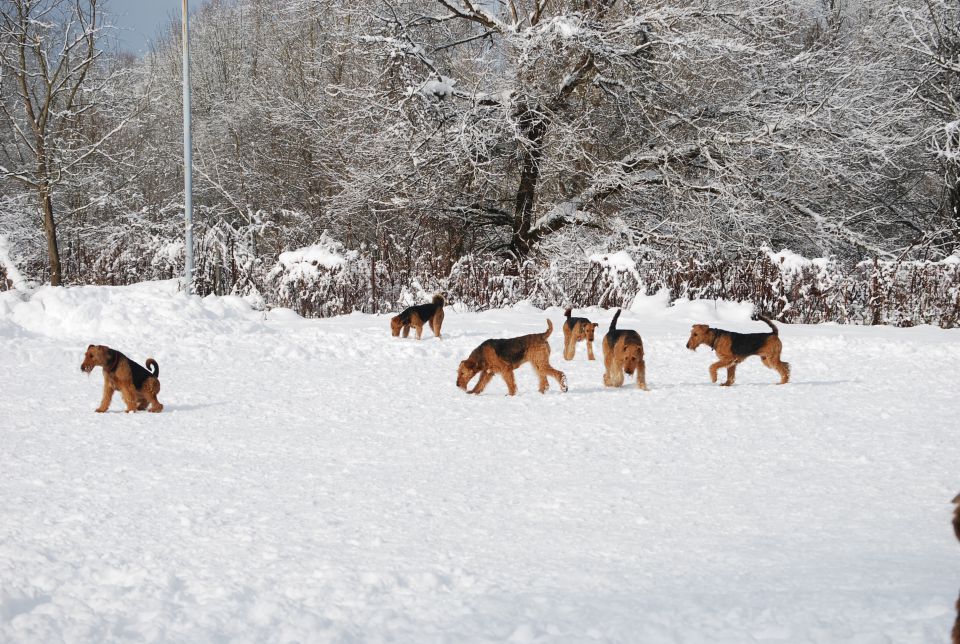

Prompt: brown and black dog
xmin=391 ymin=294 xmax=445 ymax=340
xmin=601 ymin=309 xmax=648 ymax=390
xmin=456 ymin=320 xmax=567 ymax=396
xmin=686 ymin=316 xmax=790 ymax=386
xmin=953 ymin=493 xmax=960 ymax=644
xmin=80 ymin=345 xmax=163 ymax=413
xmin=562 ymin=308 xmax=599 ymax=361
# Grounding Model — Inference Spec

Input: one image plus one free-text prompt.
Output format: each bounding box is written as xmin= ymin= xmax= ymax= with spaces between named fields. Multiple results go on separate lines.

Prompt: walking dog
xmin=954 ymin=493 xmax=960 ymax=644
xmin=601 ymin=309 xmax=648 ymax=390
xmin=390 ymin=294 xmax=445 ymax=340
xmin=456 ymin=320 xmax=567 ymax=396
xmin=80 ymin=345 xmax=163 ymax=413
xmin=562 ymin=308 xmax=599 ymax=361
xmin=685 ymin=316 xmax=790 ymax=386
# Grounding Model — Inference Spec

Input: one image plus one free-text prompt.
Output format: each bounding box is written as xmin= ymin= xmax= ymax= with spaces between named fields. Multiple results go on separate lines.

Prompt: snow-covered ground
xmin=1 ymin=280 xmax=958 ymax=643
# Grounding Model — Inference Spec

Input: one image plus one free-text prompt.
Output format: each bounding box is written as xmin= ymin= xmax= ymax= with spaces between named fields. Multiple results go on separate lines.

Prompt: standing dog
xmin=685 ymin=316 xmax=790 ymax=386
xmin=456 ymin=320 xmax=567 ymax=396
xmin=390 ymin=294 xmax=445 ymax=340
xmin=562 ymin=308 xmax=599 ymax=361
xmin=80 ymin=345 xmax=163 ymax=413
xmin=953 ymin=493 xmax=960 ymax=644
xmin=601 ymin=309 xmax=648 ymax=390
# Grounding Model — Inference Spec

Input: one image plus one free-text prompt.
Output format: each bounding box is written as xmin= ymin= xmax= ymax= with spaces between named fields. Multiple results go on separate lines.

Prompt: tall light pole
xmin=182 ymin=0 xmax=194 ymax=294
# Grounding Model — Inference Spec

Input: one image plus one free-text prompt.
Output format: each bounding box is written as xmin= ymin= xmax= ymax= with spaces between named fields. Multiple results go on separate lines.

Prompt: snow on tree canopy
xmin=765 ymin=248 xmax=829 ymax=273
xmin=420 ymin=76 xmax=456 ymax=99
xmin=269 ymin=238 xmax=347 ymax=283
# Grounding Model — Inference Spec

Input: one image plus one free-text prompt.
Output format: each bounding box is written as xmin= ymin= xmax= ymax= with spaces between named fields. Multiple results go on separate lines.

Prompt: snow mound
xmin=0 ymin=280 xmax=272 ymax=344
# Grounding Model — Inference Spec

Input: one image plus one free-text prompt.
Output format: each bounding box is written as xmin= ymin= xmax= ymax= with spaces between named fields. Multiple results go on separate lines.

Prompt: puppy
xmin=686 ymin=316 xmax=790 ymax=386
xmin=391 ymin=294 xmax=445 ymax=340
xmin=80 ymin=345 xmax=163 ymax=413
xmin=562 ymin=308 xmax=599 ymax=361
xmin=456 ymin=319 xmax=567 ymax=396
xmin=601 ymin=309 xmax=648 ymax=390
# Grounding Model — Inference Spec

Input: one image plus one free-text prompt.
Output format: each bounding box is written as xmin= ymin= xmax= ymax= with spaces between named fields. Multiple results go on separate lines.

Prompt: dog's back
xmin=563 ymin=307 xmax=591 ymax=331
xmin=400 ymin=295 xmax=444 ymax=324
xmin=604 ymin=309 xmax=640 ymax=347
xmin=472 ymin=320 xmax=553 ymax=368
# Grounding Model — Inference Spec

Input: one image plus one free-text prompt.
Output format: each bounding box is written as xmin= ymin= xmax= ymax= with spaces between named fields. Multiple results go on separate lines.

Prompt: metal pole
xmin=182 ymin=0 xmax=194 ymax=294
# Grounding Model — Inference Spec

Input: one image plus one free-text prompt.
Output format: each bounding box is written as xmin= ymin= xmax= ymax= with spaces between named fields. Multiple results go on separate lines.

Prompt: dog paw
xmin=95 ymin=407 xmax=107 ymax=413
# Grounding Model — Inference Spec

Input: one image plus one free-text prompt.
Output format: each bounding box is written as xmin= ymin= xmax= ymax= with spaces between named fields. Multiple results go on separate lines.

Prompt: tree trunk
xmin=510 ymin=110 xmax=547 ymax=259
xmin=39 ymin=185 xmax=62 ymax=286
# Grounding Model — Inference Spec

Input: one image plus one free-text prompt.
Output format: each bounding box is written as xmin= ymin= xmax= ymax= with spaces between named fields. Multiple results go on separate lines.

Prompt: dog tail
xmin=758 ymin=315 xmax=779 ymax=335
xmin=432 ymin=293 xmax=445 ymax=306
xmin=146 ymin=358 xmax=159 ymax=377
xmin=542 ymin=319 xmax=554 ymax=339
xmin=609 ymin=309 xmax=621 ymax=332
xmin=564 ymin=307 xmax=572 ymax=318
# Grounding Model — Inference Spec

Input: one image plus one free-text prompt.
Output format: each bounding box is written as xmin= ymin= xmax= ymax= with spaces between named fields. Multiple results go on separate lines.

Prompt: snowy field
xmin=1 ymin=280 xmax=958 ymax=643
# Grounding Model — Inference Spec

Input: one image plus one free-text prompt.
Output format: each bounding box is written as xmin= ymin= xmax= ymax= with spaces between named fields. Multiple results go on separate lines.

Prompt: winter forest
xmin=1 ymin=0 xmax=959 ymax=325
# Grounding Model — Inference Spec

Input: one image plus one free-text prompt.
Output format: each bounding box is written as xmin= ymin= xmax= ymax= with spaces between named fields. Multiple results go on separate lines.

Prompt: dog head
xmin=81 ymin=344 xmax=110 ymax=373
xmin=390 ymin=315 xmax=403 ymax=337
xmin=622 ymin=342 xmax=642 ymax=375
xmin=686 ymin=324 xmax=713 ymax=351
xmin=584 ymin=322 xmax=599 ymax=342
xmin=456 ymin=358 xmax=481 ymax=391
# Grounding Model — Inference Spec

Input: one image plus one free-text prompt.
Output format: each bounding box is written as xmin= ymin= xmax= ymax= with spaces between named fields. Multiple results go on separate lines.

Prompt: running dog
xmin=390 ymin=294 xmax=445 ymax=340
xmin=685 ymin=316 xmax=790 ymax=386
xmin=80 ymin=345 xmax=163 ymax=413
xmin=456 ymin=320 xmax=567 ymax=396
xmin=562 ymin=308 xmax=599 ymax=361
xmin=601 ymin=309 xmax=648 ymax=390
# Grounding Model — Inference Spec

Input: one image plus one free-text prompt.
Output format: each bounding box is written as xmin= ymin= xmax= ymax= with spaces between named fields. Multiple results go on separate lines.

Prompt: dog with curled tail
xmin=80 ymin=345 xmax=163 ymax=413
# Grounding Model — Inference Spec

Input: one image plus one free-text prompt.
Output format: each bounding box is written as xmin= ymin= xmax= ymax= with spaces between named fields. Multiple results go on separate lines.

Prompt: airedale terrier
xmin=686 ymin=316 xmax=790 ymax=386
xmin=391 ymin=294 xmax=445 ymax=340
xmin=456 ymin=319 xmax=568 ymax=396
xmin=601 ymin=309 xmax=648 ymax=390
xmin=562 ymin=308 xmax=599 ymax=361
xmin=954 ymin=493 xmax=960 ymax=644
xmin=80 ymin=345 xmax=163 ymax=413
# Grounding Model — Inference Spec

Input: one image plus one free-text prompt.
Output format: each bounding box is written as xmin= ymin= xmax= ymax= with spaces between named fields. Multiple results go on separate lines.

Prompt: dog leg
xmin=762 ymin=355 xmax=790 ymax=384
xmin=537 ymin=370 xmax=549 ymax=393
xmin=469 ymin=371 xmax=494 ymax=395
xmin=402 ymin=325 xmax=410 ymax=338
xmin=96 ymin=383 xmax=115 ymax=413
xmin=777 ymin=360 xmax=790 ymax=384
xmin=501 ymin=369 xmax=518 ymax=396
xmin=721 ymin=363 xmax=737 ymax=387
xmin=145 ymin=380 xmax=163 ymax=412
xmin=608 ymin=360 xmax=625 ymax=387
xmin=953 ymin=592 xmax=960 ymax=644
xmin=431 ymin=316 xmax=442 ymax=339
xmin=635 ymin=360 xmax=648 ymax=390
xmin=414 ymin=323 xmax=424 ymax=340
xmin=119 ymin=385 xmax=139 ymax=413
xmin=708 ymin=360 xmax=727 ymax=384
xmin=548 ymin=365 xmax=568 ymax=392
xmin=586 ymin=339 xmax=595 ymax=361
